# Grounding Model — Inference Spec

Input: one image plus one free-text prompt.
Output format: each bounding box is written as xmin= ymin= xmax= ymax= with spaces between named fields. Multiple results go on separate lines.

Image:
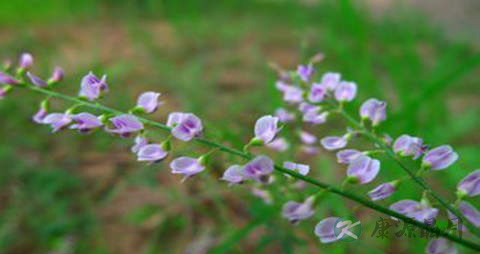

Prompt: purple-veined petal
xmin=137 ymin=91 xmax=162 ymax=113
xmin=274 ymin=108 xmax=295 ymax=122
xmin=347 ymin=155 xmax=380 ymax=184
xmin=19 ymin=53 xmax=33 ymax=69
xmin=32 ymin=107 xmax=48 ymax=124
xmin=334 ymin=81 xmax=357 ymax=102
xmin=170 ymin=156 xmax=205 ymax=180
xmin=314 ymin=217 xmax=340 ymax=243
xmin=254 ymin=115 xmax=279 ymax=144
xmin=297 ymin=64 xmax=314 ymax=82
xmin=221 ymin=165 xmax=246 ymax=185
xmin=283 ymin=161 xmax=310 ymax=175
xmin=243 ymin=155 xmax=274 ymax=183
xmin=26 ymin=72 xmax=47 ymax=87
xmin=137 ymin=144 xmax=168 ymax=162
xmin=393 ymin=134 xmax=425 ymax=159
xmin=42 ymin=113 xmax=72 ymax=132
xmin=266 ymin=137 xmax=289 ymax=152
xmin=336 ymin=149 xmax=362 ymax=164
xmin=171 ymin=113 xmax=203 ymax=141
xmin=359 ymin=98 xmax=387 ymax=126
xmin=70 ymin=112 xmax=103 ymax=133
xmin=457 ymin=170 xmax=480 ymax=197
xmin=368 ymin=183 xmax=396 ymax=201
xmin=320 ymin=72 xmax=341 ymax=91
xmin=106 ymin=114 xmax=144 ymax=137
xmin=131 ymin=135 xmax=148 ymax=153
xmin=426 ymin=238 xmax=457 ymax=254
xmin=282 ymin=197 xmax=315 ymax=224
xmin=320 ymin=136 xmax=347 ymax=151
xmin=458 ymin=201 xmax=480 ymax=227
xmin=78 ymin=72 xmax=108 ymax=101
xmin=299 ymin=130 xmax=317 ymax=145
xmin=422 ymin=145 xmax=458 ymax=170
xmin=308 ymin=82 xmax=327 ymax=103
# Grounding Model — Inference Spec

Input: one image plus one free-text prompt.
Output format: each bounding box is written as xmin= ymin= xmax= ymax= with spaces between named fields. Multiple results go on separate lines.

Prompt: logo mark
xmin=334 ymin=216 xmax=362 ymax=242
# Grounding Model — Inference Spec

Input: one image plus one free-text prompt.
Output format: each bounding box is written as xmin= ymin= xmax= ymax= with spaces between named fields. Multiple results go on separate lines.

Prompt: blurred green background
xmin=0 ymin=0 xmax=479 ymax=253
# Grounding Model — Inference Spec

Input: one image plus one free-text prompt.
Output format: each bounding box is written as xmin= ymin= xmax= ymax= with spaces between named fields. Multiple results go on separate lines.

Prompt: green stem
xmin=22 ymin=85 xmax=480 ymax=251
xmin=337 ymin=108 xmax=480 ymax=238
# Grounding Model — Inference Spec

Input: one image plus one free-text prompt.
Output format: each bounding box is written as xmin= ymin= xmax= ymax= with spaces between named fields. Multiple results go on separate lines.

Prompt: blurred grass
xmin=0 ymin=0 xmax=479 ymax=253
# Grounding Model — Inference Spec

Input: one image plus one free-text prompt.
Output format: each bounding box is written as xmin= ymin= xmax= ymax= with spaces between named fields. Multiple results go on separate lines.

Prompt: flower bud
xmin=0 ymin=72 xmax=19 ymax=85
xmin=47 ymin=67 xmax=64 ymax=85
xmin=19 ymin=53 xmax=33 ymax=69
xmin=26 ymin=72 xmax=47 ymax=87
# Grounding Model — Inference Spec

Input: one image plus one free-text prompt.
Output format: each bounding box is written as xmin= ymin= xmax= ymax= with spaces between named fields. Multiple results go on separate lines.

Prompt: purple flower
xmin=336 ymin=149 xmax=362 ymax=164
xmin=301 ymin=145 xmax=319 ymax=155
xmin=457 ymin=170 xmax=480 ymax=197
xmin=243 ymin=156 xmax=274 ymax=183
xmin=299 ymin=130 xmax=317 ymax=145
xmin=426 ymin=238 xmax=457 ymax=254
xmin=274 ymin=108 xmax=295 ymax=122
xmin=320 ymin=136 xmax=348 ymax=151
xmin=347 ymin=155 xmax=380 ymax=184
xmin=275 ymin=80 xmax=290 ymax=91
xmin=32 ymin=107 xmax=48 ymax=124
xmin=221 ymin=165 xmax=246 ymax=185
xmin=167 ymin=112 xmax=203 ymax=141
xmin=137 ymin=144 xmax=168 ymax=162
xmin=308 ymin=82 xmax=327 ymax=103
xmin=282 ymin=197 xmax=315 ymax=224
xmin=78 ymin=72 xmax=108 ymax=101
xmin=69 ymin=113 xmax=103 ymax=133
xmin=0 ymin=72 xmax=18 ymax=85
xmin=297 ymin=64 xmax=314 ymax=82
xmin=136 ymin=91 xmax=162 ymax=113
xmin=26 ymin=72 xmax=47 ymax=87
xmin=251 ymin=187 xmax=272 ymax=204
xmin=458 ymin=201 xmax=480 ymax=227
xmin=389 ymin=200 xmax=439 ymax=223
xmin=131 ymin=135 xmax=148 ymax=153
xmin=19 ymin=53 xmax=33 ymax=69
xmin=393 ymin=134 xmax=425 ymax=159
xmin=254 ymin=115 xmax=279 ymax=144
xmin=106 ymin=114 xmax=144 ymax=137
xmin=422 ymin=145 xmax=458 ymax=170
xmin=266 ymin=137 xmax=289 ymax=152
xmin=48 ymin=67 xmax=64 ymax=84
xmin=42 ymin=113 xmax=72 ymax=132
xmin=282 ymin=85 xmax=304 ymax=103
xmin=298 ymin=102 xmax=318 ymax=114
xmin=314 ymin=217 xmax=340 ymax=243
xmin=320 ymin=72 xmax=341 ymax=91
xmin=368 ymin=182 xmax=396 ymax=201
xmin=359 ymin=98 xmax=387 ymax=126
xmin=303 ymin=110 xmax=328 ymax=125
xmin=334 ymin=81 xmax=357 ymax=102
xmin=447 ymin=210 xmax=466 ymax=232
xmin=170 ymin=156 xmax=205 ymax=181
xmin=283 ymin=161 xmax=310 ymax=175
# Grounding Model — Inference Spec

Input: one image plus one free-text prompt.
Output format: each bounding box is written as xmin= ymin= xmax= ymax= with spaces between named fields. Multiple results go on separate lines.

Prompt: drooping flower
xmin=426 ymin=238 xmax=457 ymax=254
xmin=137 ymin=144 xmax=168 ymax=162
xmin=359 ymin=98 xmax=387 ymax=126
xmin=297 ymin=64 xmax=314 ymax=82
xmin=320 ymin=72 xmax=341 ymax=91
xmin=422 ymin=145 xmax=458 ymax=170
xmin=243 ymin=155 xmax=274 ymax=183
xmin=19 ymin=53 xmax=33 ymax=69
xmin=0 ymin=72 xmax=18 ymax=85
xmin=266 ymin=137 xmax=289 ymax=152
xmin=283 ymin=161 xmax=310 ymax=175
xmin=389 ymin=200 xmax=439 ymax=223
xmin=368 ymin=182 xmax=396 ymax=201
xmin=457 ymin=170 xmax=480 ymax=197
xmin=42 ymin=113 xmax=72 ymax=132
xmin=301 ymin=145 xmax=319 ymax=155
xmin=131 ymin=135 xmax=148 ymax=153
xmin=347 ymin=155 xmax=380 ymax=184
xmin=298 ymin=130 xmax=317 ymax=145
xmin=32 ymin=107 xmax=48 ymax=124
xmin=393 ymin=135 xmax=425 ymax=159
xmin=314 ymin=217 xmax=340 ymax=243
xmin=221 ymin=165 xmax=246 ymax=185
xmin=457 ymin=201 xmax=480 ymax=227
xmin=167 ymin=112 xmax=203 ymax=141
xmin=254 ymin=115 xmax=279 ymax=144
xmin=282 ymin=197 xmax=315 ymax=224
xmin=106 ymin=114 xmax=144 ymax=138
xmin=170 ymin=156 xmax=205 ymax=181
xmin=334 ymin=81 xmax=357 ymax=102
xmin=136 ymin=91 xmax=162 ymax=113
xmin=308 ymin=82 xmax=327 ymax=103
xmin=320 ymin=136 xmax=347 ymax=151
xmin=78 ymin=72 xmax=108 ymax=101
xmin=70 ymin=112 xmax=103 ymax=133
xmin=336 ymin=149 xmax=362 ymax=164
xmin=274 ymin=108 xmax=295 ymax=122
xmin=26 ymin=72 xmax=47 ymax=87
xmin=48 ymin=67 xmax=64 ymax=84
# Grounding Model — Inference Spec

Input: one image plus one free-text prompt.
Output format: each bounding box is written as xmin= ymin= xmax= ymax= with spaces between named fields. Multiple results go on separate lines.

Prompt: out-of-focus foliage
xmin=0 ymin=0 xmax=478 ymax=253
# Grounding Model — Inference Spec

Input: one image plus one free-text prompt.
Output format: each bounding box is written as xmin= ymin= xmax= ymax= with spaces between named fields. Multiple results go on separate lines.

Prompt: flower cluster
xmin=1 ymin=53 xmax=480 ymax=253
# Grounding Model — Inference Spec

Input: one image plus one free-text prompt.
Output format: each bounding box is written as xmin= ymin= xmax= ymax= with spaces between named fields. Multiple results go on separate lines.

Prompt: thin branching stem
xmin=23 ymin=85 xmax=480 ymax=251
